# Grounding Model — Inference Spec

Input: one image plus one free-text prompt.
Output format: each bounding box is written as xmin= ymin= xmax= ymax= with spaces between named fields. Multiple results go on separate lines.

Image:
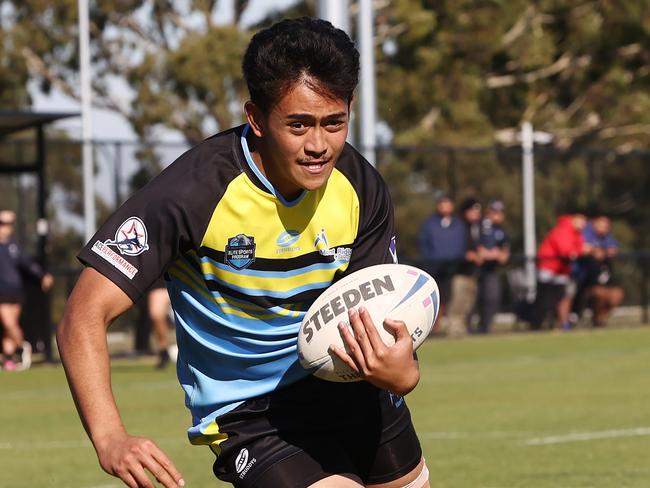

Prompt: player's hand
xmin=94 ymin=432 xmax=185 ymax=488
xmin=329 ymin=307 xmax=420 ymax=396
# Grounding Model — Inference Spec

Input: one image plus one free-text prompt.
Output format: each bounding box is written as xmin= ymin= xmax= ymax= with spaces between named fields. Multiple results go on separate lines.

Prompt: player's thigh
xmin=367 ymin=457 xmax=429 ymax=488
xmin=308 ymin=474 xmax=363 ymax=487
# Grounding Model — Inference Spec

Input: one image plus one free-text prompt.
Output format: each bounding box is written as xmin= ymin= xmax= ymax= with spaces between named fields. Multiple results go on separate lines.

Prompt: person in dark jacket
xmin=418 ymin=193 xmax=466 ymax=330
xmin=580 ymin=214 xmax=624 ymax=326
xmin=446 ymin=197 xmax=482 ymax=337
xmin=0 ymin=210 xmax=53 ymax=370
xmin=476 ymin=200 xmax=510 ymax=334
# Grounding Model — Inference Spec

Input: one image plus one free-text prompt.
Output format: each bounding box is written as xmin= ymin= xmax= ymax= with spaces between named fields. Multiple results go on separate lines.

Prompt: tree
xmin=372 ymin=0 xmax=650 ymax=256
xmin=1 ymin=0 xmax=261 ymax=144
xmin=2 ymin=0 xmax=650 ymax=259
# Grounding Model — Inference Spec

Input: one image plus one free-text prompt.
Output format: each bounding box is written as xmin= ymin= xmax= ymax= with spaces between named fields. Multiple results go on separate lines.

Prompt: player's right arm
xmin=57 ymin=267 xmax=185 ymax=488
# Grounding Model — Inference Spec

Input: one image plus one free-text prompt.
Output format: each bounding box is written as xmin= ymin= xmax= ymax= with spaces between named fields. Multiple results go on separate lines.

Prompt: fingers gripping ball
xmin=298 ymin=264 xmax=439 ymax=382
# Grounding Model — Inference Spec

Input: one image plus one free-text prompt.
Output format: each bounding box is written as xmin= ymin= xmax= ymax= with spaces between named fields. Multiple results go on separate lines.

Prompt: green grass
xmin=2 ymin=325 xmax=650 ymax=487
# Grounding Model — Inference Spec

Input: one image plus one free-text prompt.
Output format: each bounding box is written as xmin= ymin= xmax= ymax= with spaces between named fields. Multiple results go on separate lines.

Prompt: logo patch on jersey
xmin=235 ymin=448 xmax=257 ymax=479
xmin=225 ymin=234 xmax=256 ymax=270
xmin=235 ymin=448 xmax=248 ymax=473
xmin=314 ymin=228 xmax=329 ymax=251
xmin=277 ymin=230 xmax=300 ymax=247
xmin=314 ymin=228 xmax=352 ymax=262
xmin=389 ymin=236 xmax=398 ymax=264
xmin=91 ymin=241 xmax=139 ymax=279
xmin=276 ymin=230 xmax=301 ymax=254
xmin=105 ymin=217 xmax=149 ymax=256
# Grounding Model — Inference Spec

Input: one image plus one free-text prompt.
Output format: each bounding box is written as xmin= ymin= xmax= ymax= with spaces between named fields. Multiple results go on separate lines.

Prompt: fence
xmin=0 ymin=136 xmax=649 ymax=350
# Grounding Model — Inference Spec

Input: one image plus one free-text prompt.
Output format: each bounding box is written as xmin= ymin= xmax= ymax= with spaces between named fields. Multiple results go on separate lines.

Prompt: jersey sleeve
xmin=78 ymin=182 xmax=195 ymax=302
xmin=77 ymin=139 xmax=238 ymax=302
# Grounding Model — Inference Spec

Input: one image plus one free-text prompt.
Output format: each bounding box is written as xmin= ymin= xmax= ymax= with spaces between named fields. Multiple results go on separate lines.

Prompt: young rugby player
xmin=58 ymin=17 xmax=429 ymax=488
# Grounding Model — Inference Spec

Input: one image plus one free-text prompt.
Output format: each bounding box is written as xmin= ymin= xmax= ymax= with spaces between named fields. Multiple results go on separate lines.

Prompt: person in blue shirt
xmin=418 ymin=193 xmax=466 ymax=330
xmin=0 ymin=210 xmax=53 ymax=371
xmin=476 ymin=200 xmax=510 ymax=334
xmin=577 ymin=214 xmax=623 ymax=327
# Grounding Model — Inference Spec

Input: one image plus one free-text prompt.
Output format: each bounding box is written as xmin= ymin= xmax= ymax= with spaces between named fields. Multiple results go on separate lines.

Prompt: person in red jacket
xmin=530 ymin=212 xmax=587 ymax=330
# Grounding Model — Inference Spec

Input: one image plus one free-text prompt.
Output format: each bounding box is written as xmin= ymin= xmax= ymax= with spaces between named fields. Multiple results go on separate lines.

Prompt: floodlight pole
xmin=520 ymin=122 xmax=553 ymax=302
xmin=357 ymin=0 xmax=377 ymax=167
xmin=78 ymin=0 xmax=96 ymax=242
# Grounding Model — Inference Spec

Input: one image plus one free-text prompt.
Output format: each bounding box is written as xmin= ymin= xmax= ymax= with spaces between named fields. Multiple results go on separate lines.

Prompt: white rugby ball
xmin=297 ymin=263 xmax=439 ymax=382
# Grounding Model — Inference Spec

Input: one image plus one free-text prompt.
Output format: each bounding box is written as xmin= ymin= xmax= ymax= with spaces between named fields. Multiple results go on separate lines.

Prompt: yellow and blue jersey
xmin=78 ymin=124 xmax=397 ymax=446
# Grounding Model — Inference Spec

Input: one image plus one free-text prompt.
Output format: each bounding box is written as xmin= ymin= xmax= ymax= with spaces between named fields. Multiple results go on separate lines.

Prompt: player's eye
xmin=289 ymin=122 xmax=306 ymax=130
xmin=325 ymin=120 xmax=345 ymax=131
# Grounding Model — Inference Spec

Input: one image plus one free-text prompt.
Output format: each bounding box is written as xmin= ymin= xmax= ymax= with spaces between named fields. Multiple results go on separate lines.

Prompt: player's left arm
xmin=330 ymin=306 xmax=419 ymax=396
xmin=332 ymin=159 xmax=419 ymax=395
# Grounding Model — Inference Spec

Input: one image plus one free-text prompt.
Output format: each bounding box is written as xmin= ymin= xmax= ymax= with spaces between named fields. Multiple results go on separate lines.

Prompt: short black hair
xmin=242 ymin=17 xmax=360 ymax=113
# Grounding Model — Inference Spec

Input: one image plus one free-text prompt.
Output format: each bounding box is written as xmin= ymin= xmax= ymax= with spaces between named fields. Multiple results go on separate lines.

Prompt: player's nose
xmin=304 ymin=128 xmax=327 ymax=157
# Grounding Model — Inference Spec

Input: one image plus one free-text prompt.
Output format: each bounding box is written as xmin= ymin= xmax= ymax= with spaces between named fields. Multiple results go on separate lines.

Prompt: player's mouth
xmin=299 ymin=159 xmax=329 ymax=174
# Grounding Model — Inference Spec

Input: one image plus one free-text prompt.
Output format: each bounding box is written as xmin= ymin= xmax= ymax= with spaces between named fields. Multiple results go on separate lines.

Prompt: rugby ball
xmin=297 ymin=263 xmax=439 ymax=382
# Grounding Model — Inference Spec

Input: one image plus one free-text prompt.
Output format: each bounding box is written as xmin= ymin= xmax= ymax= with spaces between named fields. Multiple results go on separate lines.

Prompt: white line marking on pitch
xmin=525 ymin=427 xmax=650 ymax=445
xmin=420 ymin=431 xmax=535 ymax=440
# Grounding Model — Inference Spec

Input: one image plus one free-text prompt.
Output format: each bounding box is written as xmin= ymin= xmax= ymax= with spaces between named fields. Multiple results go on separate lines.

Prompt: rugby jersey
xmin=78 ymin=124 xmax=397 ymax=447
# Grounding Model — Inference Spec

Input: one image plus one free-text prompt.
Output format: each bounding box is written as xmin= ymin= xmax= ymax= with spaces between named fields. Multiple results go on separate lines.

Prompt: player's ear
xmin=244 ymin=101 xmax=266 ymax=138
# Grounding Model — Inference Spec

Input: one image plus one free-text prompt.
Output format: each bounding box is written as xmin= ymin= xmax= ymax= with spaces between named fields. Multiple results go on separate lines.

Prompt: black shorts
xmin=211 ymin=375 xmax=422 ymax=488
xmin=0 ymin=289 xmax=23 ymax=304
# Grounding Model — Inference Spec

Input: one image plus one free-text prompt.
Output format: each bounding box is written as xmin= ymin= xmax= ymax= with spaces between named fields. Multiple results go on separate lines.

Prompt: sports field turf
xmin=2 ymin=325 xmax=650 ymax=487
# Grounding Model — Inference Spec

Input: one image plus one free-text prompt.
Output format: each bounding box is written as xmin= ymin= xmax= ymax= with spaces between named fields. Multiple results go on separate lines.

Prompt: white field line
xmin=419 ymin=431 xmax=534 ymax=440
xmin=524 ymin=427 xmax=650 ymax=445
xmin=421 ymin=428 xmax=650 ymax=445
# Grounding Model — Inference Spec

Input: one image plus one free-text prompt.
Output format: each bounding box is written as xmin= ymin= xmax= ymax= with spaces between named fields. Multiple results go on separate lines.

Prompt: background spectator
xmin=0 ymin=210 xmax=53 ymax=371
xmin=530 ymin=212 xmax=586 ymax=330
xmin=446 ymin=198 xmax=482 ymax=337
xmin=578 ymin=214 xmax=624 ymax=327
xmin=418 ymin=193 xmax=466 ymax=331
xmin=148 ymin=277 xmax=173 ymax=369
xmin=476 ymin=199 xmax=510 ymax=334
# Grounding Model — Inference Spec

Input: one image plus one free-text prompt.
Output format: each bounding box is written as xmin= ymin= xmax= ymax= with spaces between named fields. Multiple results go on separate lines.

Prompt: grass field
xmin=2 ymin=325 xmax=650 ymax=487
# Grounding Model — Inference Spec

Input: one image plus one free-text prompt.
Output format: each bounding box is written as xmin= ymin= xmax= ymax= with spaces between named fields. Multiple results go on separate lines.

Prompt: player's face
xmin=246 ymin=82 xmax=350 ymax=200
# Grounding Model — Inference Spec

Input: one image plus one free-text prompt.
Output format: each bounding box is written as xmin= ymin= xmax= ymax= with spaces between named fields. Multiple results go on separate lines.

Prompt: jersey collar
xmin=240 ymin=124 xmax=306 ymax=207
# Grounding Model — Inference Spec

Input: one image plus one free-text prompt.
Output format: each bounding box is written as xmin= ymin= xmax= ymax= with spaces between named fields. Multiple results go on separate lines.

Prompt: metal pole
xmin=36 ymin=124 xmax=48 ymax=266
xmin=78 ymin=0 xmax=96 ymax=242
xmin=521 ymin=122 xmax=537 ymax=302
xmin=318 ymin=1 xmax=349 ymax=31
xmin=220 ymin=0 xmax=235 ymax=24
xmin=114 ymin=142 xmax=123 ymax=207
xmin=318 ymin=0 xmax=355 ymax=145
xmin=357 ymin=0 xmax=377 ymax=167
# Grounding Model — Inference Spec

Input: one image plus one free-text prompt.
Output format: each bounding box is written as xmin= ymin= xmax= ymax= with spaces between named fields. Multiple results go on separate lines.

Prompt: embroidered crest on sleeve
xmin=90 ymin=217 xmax=150 ymax=280
xmin=105 ymin=217 xmax=150 ymax=256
